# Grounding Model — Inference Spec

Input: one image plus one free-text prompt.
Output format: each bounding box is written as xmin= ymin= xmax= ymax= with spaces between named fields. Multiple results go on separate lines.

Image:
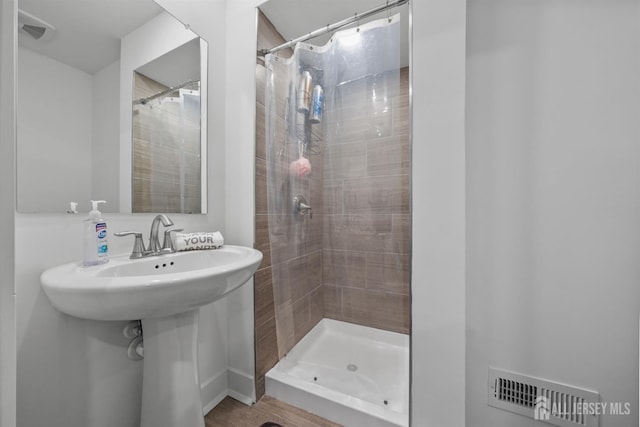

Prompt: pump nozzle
xmin=89 ymin=200 xmax=106 ymax=220
xmin=90 ymin=200 xmax=106 ymax=211
xmin=67 ymin=202 xmax=78 ymax=214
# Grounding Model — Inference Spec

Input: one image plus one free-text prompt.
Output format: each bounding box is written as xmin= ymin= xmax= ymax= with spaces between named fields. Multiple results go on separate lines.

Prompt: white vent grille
xmin=539 ymin=388 xmax=586 ymax=425
xmin=488 ymin=367 xmax=599 ymax=427
xmin=495 ymin=376 xmax=537 ymax=409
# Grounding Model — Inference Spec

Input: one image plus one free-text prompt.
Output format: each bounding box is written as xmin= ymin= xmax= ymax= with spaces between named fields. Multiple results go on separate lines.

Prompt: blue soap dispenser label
xmin=96 ymin=223 xmax=107 ymax=238
xmin=96 ymin=222 xmax=108 ymax=255
xmin=83 ymin=201 xmax=109 ymax=267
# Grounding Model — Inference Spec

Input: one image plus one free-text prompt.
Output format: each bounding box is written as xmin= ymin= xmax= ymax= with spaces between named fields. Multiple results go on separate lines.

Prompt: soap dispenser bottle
xmin=83 ymin=200 xmax=109 ymax=267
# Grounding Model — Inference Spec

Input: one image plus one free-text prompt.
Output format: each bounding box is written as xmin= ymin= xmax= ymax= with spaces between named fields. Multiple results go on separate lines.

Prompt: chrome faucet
xmin=148 ymin=214 xmax=174 ymax=254
xmin=115 ymin=215 xmax=180 ymax=259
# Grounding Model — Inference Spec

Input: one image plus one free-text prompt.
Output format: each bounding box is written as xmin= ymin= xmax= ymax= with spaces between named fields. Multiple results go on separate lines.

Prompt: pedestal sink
xmin=40 ymin=245 xmax=262 ymax=427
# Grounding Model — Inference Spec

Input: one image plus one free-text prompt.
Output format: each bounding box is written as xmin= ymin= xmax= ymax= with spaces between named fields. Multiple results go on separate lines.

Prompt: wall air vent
xmin=488 ymin=367 xmax=600 ymax=427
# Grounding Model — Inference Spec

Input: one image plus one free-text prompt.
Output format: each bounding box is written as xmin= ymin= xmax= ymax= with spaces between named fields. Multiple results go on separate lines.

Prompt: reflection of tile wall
xmin=132 ymin=72 xmax=201 ymax=213
xmin=322 ymin=68 xmax=410 ymax=334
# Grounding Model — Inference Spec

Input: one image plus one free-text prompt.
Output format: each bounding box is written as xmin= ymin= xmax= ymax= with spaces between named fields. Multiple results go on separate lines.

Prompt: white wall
xmin=9 ymin=2 xmax=639 ymax=427
xmin=411 ymin=1 xmax=467 ymax=425
xmin=17 ymin=47 xmax=93 ymax=213
xmin=92 ymin=60 xmax=121 ymax=212
xmin=223 ymin=0 xmax=260 ymax=403
xmin=0 ymin=0 xmax=16 ymax=424
xmin=466 ymin=1 xmax=640 ymax=426
xmin=224 ymin=0 xmax=469 ymax=422
xmin=15 ymin=2 xmax=233 ymax=427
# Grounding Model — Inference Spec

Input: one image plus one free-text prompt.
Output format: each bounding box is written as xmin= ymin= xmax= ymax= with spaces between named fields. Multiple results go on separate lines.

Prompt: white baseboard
xmin=200 ymin=368 xmax=256 ymax=414
xmin=227 ymin=367 xmax=255 ymax=405
xmin=200 ymin=370 xmax=228 ymax=415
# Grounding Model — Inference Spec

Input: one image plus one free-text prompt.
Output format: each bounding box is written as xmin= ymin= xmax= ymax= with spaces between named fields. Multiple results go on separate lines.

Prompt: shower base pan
xmin=265 ymin=318 xmax=409 ymax=427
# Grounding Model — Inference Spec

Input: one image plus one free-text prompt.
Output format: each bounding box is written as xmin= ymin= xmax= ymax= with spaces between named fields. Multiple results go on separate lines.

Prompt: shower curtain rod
xmin=258 ymin=0 xmax=409 ymax=56
xmin=134 ymin=79 xmax=199 ymax=105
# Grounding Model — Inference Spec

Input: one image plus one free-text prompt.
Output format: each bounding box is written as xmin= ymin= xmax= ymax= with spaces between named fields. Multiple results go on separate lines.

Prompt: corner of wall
xmin=410 ymin=0 xmax=466 ymax=426
xmin=223 ymin=0 xmax=263 ymax=405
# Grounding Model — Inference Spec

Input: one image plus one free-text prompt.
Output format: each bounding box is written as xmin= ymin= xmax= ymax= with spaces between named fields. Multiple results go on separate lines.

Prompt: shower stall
xmin=254 ymin=4 xmax=410 ymax=426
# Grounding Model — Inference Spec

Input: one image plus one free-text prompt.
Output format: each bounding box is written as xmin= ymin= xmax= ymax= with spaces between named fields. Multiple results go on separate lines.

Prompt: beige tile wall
xmin=254 ymin=12 xmax=298 ymax=398
xmin=254 ymin=12 xmax=410 ymax=399
xmin=321 ymin=68 xmax=410 ymax=334
xmin=255 ymin=11 xmax=325 ymax=396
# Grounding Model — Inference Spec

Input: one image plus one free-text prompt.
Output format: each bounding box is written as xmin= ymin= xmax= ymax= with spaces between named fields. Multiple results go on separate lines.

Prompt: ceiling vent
xmin=488 ymin=367 xmax=600 ymax=427
xmin=18 ymin=9 xmax=56 ymax=42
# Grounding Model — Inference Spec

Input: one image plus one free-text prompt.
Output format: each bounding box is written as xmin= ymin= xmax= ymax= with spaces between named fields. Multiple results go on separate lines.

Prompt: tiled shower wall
xmin=254 ymin=12 xmax=324 ymax=398
xmin=254 ymin=12 xmax=410 ymax=399
xmin=254 ymin=12 xmax=280 ymax=399
xmin=321 ymin=69 xmax=410 ymax=334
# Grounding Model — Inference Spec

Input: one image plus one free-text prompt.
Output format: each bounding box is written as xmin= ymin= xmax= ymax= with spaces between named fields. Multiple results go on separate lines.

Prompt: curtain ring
xmin=387 ymin=0 xmax=392 ymax=22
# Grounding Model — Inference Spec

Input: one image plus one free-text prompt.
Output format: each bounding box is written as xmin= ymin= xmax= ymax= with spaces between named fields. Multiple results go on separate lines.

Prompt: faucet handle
xmin=161 ymin=228 xmax=184 ymax=253
xmin=114 ymin=231 xmax=146 ymax=259
xmin=299 ymin=201 xmax=313 ymax=219
xmin=293 ymin=195 xmax=313 ymax=219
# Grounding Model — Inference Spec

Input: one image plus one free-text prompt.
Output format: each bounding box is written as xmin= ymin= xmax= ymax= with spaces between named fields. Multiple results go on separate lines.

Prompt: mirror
xmin=16 ymin=0 xmax=207 ymax=213
xmin=132 ymin=38 xmax=205 ymax=214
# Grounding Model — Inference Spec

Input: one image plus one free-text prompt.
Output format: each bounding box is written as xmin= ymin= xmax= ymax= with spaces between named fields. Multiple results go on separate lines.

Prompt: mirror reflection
xmin=132 ymin=38 xmax=205 ymax=214
xmin=16 ymin=0 xmax=207 ymax=214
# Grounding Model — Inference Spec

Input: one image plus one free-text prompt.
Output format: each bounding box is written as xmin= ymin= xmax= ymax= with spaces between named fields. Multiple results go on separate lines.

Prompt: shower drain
xmin=346 ymin=363 xmax=358 ymax=372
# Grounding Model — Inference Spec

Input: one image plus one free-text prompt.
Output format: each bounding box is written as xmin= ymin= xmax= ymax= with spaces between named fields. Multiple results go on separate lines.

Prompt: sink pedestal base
xmin=141 ymin=310 xmax=204 ymax=427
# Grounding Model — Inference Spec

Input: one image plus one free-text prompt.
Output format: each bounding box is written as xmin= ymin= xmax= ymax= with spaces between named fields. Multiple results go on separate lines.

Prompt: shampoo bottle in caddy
xmin=83 ymin=200 xmax=109 ymax=266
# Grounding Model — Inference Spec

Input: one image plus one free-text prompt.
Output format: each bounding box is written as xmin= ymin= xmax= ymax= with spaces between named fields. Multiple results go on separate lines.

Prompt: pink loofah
xmin=289 ymin=157 xmax=312 ymax=177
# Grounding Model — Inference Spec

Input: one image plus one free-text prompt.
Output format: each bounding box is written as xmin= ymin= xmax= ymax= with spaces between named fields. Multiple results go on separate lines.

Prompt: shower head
xmin=18 ymin=9 xmax=56 ymax=41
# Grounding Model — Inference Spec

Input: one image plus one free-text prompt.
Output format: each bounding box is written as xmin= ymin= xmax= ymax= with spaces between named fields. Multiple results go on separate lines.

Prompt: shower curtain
xmin=264 ymin=14 xmax=407 ymax=357
xmin=132 ymin=85 xmax=201 ymax=213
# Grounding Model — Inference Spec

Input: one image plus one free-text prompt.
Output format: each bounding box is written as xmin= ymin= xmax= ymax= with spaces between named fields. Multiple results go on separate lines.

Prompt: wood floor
xmin=205 ymin=395 xmax=342 ymax=427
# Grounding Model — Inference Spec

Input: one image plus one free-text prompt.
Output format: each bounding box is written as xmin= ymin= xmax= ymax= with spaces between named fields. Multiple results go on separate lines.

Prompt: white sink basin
xmin=40 ymin=245 xmax=263 ymax=321
xmin=41 ymin=245 xmax=262 ymax=427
